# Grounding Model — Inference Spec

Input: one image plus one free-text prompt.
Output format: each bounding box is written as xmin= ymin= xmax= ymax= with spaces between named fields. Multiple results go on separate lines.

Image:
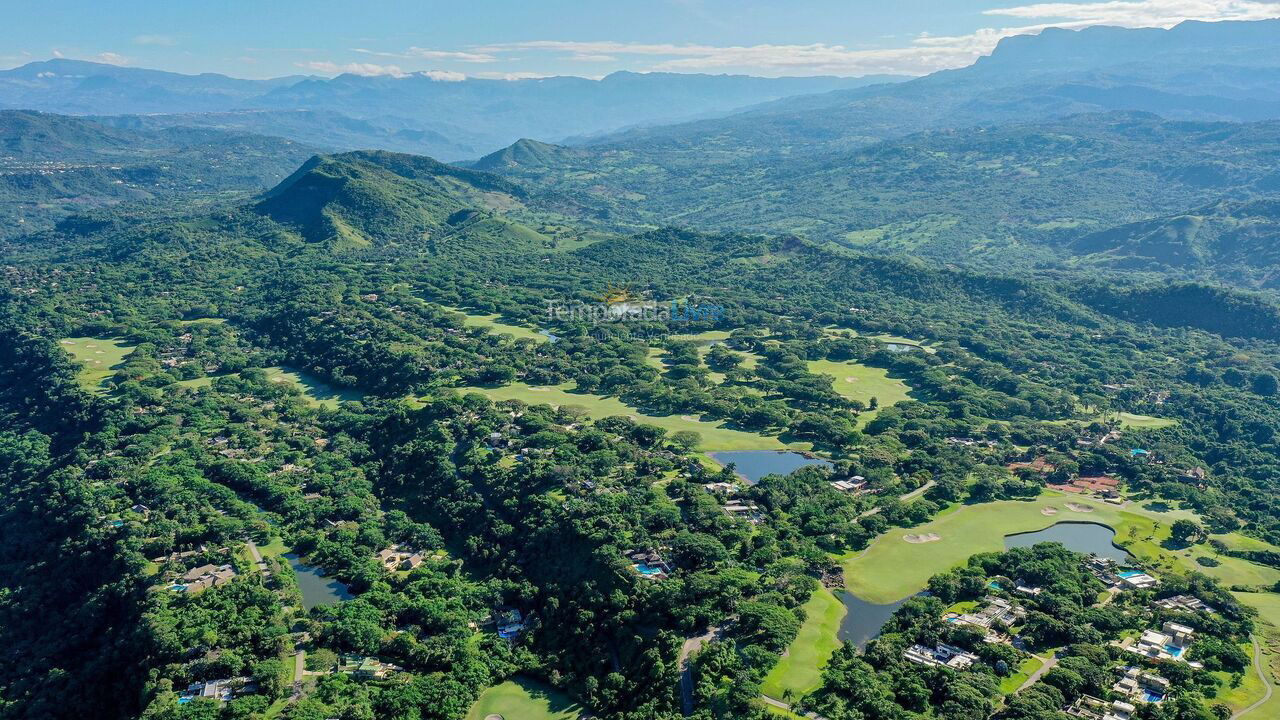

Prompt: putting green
xmin=456 ymin=382 xmax=798 ymax=451
xmin=761 ymin=586 xmax=846 ymax=700
xmin=807 ymin=359 xmax=915 ymax=428
xmin=59 ymin=337 xmax=136 ymax=394
xmin=466 ymin=678 xmax=585 ymax=720
xmin=842 ymin=493 xmax=1278 ymax=604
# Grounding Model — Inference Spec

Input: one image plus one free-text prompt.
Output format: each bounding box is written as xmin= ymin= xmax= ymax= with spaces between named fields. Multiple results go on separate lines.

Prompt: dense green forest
xmin=5 ymin=16 xmax=1280 ymax=720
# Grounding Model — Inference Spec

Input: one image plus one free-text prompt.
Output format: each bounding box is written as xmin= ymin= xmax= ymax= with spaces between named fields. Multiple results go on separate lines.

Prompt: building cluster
xmin=179 ymin=677 xmax=255 ymax=705
xmin=1122 ymin=621 xmax=1200 ymax=667
xmin=1111 ymin=666 xmax=1170 ymax=705
xmin=375 ymin=545 xmax=426 ymax=572
xmin=1085 ymin=557 xmax=1158 ymax=590
xmin=625 ymin=548 xmax=674 ymax=580
xmin=903 ymin=643 xmax=979 ymax=669
xmin=947 ymin=595 xmax=1026 ymax=639
xmin=170 ymin=563 xmax=237 ymax=593
xmin=1154 ymin=594 xmax=1216 ymax=614
xmin=1065 ymin=694 xmax=1137 ymax=720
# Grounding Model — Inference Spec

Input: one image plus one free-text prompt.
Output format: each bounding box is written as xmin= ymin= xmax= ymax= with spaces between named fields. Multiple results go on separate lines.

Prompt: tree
xmin=1171 ymin=519 xmax=1203 ymax=546
xmin=670 ymin=430 xmax=703 ymax=451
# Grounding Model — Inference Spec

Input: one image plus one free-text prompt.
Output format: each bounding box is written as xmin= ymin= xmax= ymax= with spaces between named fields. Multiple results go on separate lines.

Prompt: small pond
xmin=838 ymin=592 xmax=914 ymax=649
xmin=708 ymin=450 xmax=831 ymax=485
xmin=285 ymin=553 xmax=353 ymax=610
xmin=1004 ymin=522 xmax=1131 ymax=562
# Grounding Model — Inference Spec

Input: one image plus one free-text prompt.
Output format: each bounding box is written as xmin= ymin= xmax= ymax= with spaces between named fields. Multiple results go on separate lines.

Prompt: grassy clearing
xmin=174 ymin=367 xmax=363 ymax=409
xmin=466 ymin=678 xmax=585 ymax=720
xmin=1227 ymin=592 xmax=1280 ymax=716
xmin=999 ymin=656 xmax=1044 ymax=695
xmin=59 ymin=337 xmax=136 ymax=394
xmin=1113 ymin=412 xmax=1178 ymax=430
xmin=455 ymin=382 xmax=797 ymax=452
xmin=446 ymin=306 xmax=548 ymax=342
xmin=761 ymin=587 xmax=847 ymax=699
xmin=262 ymin=367 xmax=364 ymax=409
xmin=842 ymin=493 xmax=1278 ymax=604
xmin=808 ymin=359 xmax=915 ymax=428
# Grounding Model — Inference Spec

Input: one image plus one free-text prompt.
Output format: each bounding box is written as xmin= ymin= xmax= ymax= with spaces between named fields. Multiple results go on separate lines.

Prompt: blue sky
xmin=3 ymin=0 xmax=1279 ymax=79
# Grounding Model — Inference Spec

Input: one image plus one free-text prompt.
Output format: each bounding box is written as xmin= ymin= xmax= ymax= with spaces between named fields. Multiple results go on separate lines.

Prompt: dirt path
xmin=1235 ymin=634 xmax=1275 ymax=718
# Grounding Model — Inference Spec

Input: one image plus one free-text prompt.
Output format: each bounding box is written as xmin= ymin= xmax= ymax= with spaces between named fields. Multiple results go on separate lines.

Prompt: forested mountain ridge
xmin=1070 ymin=196 xmax=1280 ymax=283
xmin=478 ymin=112 xmax=1280 ymax=271
xmin=0 ymin=110 xmax=317 ymax=237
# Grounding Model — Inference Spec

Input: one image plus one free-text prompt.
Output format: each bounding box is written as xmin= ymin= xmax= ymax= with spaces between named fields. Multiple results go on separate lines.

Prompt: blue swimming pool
xmin=1143 ymin=691 xmax=1164 ymax=703
xmin=1117 ymin=570 xmax=1145 ymax=579
xmin=1164 ymin=644 xmax=1184 ymax=658
xmin=634 ymin=563 xmax=664 ymax=575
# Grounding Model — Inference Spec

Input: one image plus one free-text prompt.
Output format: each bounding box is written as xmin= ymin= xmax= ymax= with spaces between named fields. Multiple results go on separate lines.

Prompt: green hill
xmin=255 ymin=150 xmax=528 ymax=247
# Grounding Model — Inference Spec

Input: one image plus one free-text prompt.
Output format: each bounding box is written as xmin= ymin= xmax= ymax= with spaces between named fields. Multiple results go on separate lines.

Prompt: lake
xmin=285 ymin=553 xmax=353 ymax=610
xmin=708 ymin=450 xmax=831 ymax=485
xmin=838 ymin=591 xmax=913 ymax=648
xmin=1004 ymin=522 xmax=1131 ymax=562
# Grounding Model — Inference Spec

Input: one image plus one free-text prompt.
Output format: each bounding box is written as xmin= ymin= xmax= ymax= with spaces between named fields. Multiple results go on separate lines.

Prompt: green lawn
xmin=455 ymin=382 xmax=798 ymax=451
xmin=59 ymin=337 xmax=136 ymax=393
xmin=807 ymin=359 xmax=915 ymax=428
xmin=761 ymin=586 xmax=847 ymax=699
xmin=174 ymin=366 xmax=364 ymax=409
xmin=447 ymin=306 xmax=548 ymax=342
xmin=466 ymin=678 xmax=585 ymax=720
xmin=843 ymin=493 xmax=1280 ymax=604
xmin=1113 ymin=412 xmax=1178 ymax=430
xmin=1226 ymin=592 xmax=1280 ymax=716
xmin=999 ymin=656 xmax=1044 ymax=695
xmin=262 ymin=366 xmax=365 ymax=409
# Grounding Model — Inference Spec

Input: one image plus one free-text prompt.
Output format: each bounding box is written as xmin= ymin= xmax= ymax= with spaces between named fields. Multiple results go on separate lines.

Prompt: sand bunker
xmin=1040 ymin=507 xmax=1059 ymax=516
xmin=485 ymin=715 xmax=504 ymax=720
xmin=681 ymin=415 xmax=699 ymax=422
xmin=527 ymin=386 xmax=550 ymax=392
xmin=844 ymin=377 xmax=859 ymax=383
xmin=904 ymin=532 xmax=942 ymax=544
xmin=1066 ymin=502 xmax=1095 ymax=513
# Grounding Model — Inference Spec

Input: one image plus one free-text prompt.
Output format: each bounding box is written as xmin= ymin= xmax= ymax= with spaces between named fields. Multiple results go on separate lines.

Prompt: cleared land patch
xmin=456 ymin=382 xmax=797 ymax=451
xmin=466 ymin=678 xmax=585 ymax=720
xmin=808 ymin=359 xmax=915 ymax=428
xmin=60 ymin=336 xmax=136 ymax=394
xmin=761 ymin=586 xmax=847 ymax=700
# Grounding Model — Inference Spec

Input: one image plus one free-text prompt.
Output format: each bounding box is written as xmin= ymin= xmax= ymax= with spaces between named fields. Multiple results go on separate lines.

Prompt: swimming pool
xmin=1143 ymin=691 xmax=1164 ymax=703
xmin=1164 ymin=644 xmax=1184 ymax=658
xmin=634 ymin=563 xmax=664 ymax=575
xmin=1117 ymin=570 xmax=1145 ymax=578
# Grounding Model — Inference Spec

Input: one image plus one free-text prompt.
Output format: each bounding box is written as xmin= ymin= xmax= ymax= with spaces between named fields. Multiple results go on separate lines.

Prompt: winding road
xmin=679 ymin=625 xmax=723 ymax=716
xmin=1234 ymin=634 xmax=1274 ymax=719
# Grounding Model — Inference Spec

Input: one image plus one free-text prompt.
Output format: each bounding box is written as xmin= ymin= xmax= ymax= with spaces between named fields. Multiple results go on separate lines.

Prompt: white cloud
xmin=352 ymin=46 xmax=497 ymax=63
xmin=476 ymin=0 xmax=1280 ymax=76
xmin=133 ymin=34 xmax=177 ymax=46
xmin=986 ymin=0 xmax=1280 ymax=25
xmin=296 ymin=60 xmax=407 ymax=77
xmin=94 ymin=52 xmax=129 ymax=66
xmin=416 ymin=69 xmax=467 ymax=81
xmin=473 ymin=70 xmax=556 ymax=80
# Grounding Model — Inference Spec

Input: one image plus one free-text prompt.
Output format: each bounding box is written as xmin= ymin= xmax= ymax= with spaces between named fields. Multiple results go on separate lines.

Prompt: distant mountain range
xmin=0 ymin=60 xmax=902 ymax=159
xmin=0 ymin=109 xmax=316 ymax=235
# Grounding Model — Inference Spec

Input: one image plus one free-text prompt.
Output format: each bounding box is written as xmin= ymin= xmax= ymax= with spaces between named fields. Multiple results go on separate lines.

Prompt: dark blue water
xmin=708 ymin=450 xmax=832 ymax=485
xmin=838 ymin=592 xmax=913 ymax=648
xmin=1004 ymin=522 xmax=1131 ymax=562
xmin=285 ymin=553 xmax=353 ymax=609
